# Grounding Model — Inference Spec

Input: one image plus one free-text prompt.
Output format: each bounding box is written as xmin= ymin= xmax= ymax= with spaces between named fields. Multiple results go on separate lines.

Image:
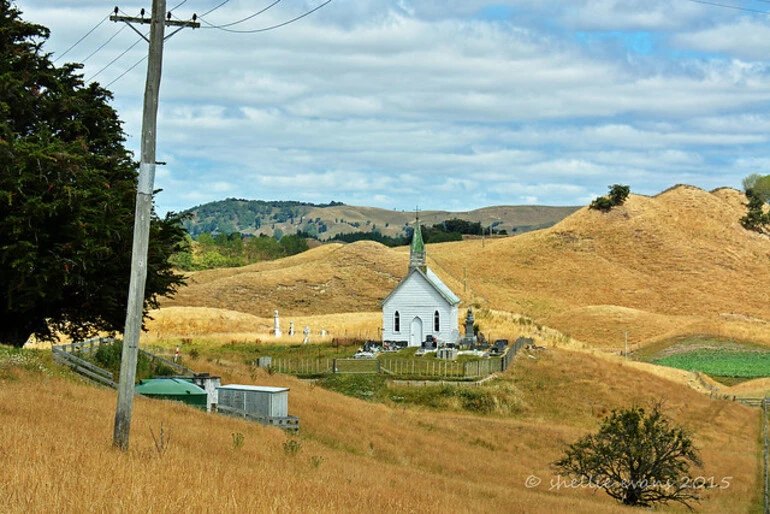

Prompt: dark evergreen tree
xmin=740 ymin=187 xmax=769 ymax=232
xmin=0 ymin=2 xmax=186 ymax=347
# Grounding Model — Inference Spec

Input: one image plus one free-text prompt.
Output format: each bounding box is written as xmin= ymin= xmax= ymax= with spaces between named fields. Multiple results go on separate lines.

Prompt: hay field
xmin=1 ymin=346 xmax=761 ymax=514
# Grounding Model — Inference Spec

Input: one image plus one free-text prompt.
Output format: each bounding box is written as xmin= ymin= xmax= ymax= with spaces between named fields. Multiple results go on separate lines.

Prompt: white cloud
xmin=15 ymin=0 xmax=770 ymax=212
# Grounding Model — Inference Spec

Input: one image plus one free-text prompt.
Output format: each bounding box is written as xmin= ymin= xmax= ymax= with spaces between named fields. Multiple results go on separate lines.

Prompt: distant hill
xmin=165 ymin=185 xmax=770 ymax=349
xmin=179 ymin=198 xmax=580 ymax=239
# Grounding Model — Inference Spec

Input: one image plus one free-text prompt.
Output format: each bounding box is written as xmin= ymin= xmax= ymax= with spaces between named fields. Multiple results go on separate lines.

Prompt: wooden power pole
xmin=111 ymin=1 xmax=198 ymax=451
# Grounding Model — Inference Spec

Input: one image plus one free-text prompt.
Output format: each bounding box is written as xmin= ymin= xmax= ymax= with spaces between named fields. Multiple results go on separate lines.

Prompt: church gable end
xmin=381 ymin=216 xmax=461 ymax=347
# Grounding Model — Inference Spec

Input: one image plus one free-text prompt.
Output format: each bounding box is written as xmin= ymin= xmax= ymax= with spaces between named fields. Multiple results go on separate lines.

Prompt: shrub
xmin=608 ymin=184 xmax=630 ymax=205
xmin=457 ymin=388 xmax=496 ymax=413
xmin=283 ymin=439 xmax=302 ymax=456
xmin=590 ymin=184 xmax=630 ymax=212
xmin=92 ymin=341 xmax=175 ymax=382
xmin=553 ymin=404 xmax=702 ymax=508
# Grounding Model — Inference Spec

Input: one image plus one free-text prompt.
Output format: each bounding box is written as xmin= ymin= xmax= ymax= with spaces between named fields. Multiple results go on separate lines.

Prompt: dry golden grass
xmin=11 ymin=184 xmax=770 ymax=513
xmin=427 ymin=186 xmax=770 ymax=347
xmin=142 ymin=307 xmax=383 ymax=347
xmin=164 ymin=241 xmax=409 ymax=316
xmin=165 ymin=185 xmax=770 ymax=349
xmin=1 ymin=344 xmax=762 ymax=514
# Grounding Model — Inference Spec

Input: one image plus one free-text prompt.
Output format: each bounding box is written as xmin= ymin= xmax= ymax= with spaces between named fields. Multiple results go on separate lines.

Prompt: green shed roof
xmin=135 ymin=378 xmax=207 ymax=397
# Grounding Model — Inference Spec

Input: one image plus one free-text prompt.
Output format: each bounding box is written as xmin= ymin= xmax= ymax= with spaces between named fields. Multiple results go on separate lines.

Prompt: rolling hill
xmin=428 ymin=185 xmax=770 ymax=347
xmin=11 ymin=184 xmax=770 ymax=513
xmin=164 ymin=185 xmax=770 ymax=349
xmin=180 ymin=198 xmax=580 ymax=239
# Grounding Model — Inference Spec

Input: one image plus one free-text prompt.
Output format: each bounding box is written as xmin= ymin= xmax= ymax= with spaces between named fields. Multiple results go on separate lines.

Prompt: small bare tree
xmin=554 ymin=404 xmax=702 ymax=509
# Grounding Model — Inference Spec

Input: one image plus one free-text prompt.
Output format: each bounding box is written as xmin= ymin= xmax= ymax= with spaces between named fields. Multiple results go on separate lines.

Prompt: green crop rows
xmin=654 ymin=350 xmax=770 ymax=378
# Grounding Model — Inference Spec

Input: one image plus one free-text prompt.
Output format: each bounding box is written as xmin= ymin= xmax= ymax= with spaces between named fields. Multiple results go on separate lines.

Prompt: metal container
xmin=216 ymin=384 xmax=289 ymax=418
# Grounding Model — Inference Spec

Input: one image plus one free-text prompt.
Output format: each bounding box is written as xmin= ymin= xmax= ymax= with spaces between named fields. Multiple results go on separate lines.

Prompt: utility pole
xmin=111 ymin=1 xmax=198 ymax=451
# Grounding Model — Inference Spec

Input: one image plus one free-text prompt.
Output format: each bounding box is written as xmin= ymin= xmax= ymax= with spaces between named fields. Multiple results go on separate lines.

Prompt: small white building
xmin=217 ymin=384 xmax=288 ymax=417
xmin=216 ymin=384 xmax=299 ymax=431
xmin=381 ymin=220 xmax=461 ymax=346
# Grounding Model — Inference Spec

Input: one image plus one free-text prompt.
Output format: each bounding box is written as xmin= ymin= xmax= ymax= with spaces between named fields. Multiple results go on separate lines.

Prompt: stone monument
xmin=460 ymin=307 xmax=477 ymax=349
xmin=274 ymin=310 xmax=282 ymax=338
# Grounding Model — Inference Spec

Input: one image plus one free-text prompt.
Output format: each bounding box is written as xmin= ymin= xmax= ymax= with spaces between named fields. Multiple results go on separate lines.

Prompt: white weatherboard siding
xmin=382 ymin=271 xmax=459 ymax=346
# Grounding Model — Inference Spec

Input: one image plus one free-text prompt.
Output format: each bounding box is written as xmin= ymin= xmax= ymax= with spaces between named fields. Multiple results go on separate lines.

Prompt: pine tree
xmin=0 ymin=1 xmax=186 ymax=347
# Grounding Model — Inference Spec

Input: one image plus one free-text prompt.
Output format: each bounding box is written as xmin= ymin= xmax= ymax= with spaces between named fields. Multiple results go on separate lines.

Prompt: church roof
xmin=380 ymin=266 xmax=461 ymax=307
xmin=410 ymin=221 xmax=425 ymax=254
xmin=424 ymin=268 xmax=461 ymax=305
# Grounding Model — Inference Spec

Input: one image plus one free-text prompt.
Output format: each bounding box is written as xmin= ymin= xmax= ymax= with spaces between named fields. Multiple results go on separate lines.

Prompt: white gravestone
xmin=274 ymin=310 xmax=282 ymax=338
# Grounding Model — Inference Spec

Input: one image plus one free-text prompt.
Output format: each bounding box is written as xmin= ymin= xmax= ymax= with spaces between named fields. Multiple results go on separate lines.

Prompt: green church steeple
xmin=409 ymin=217 xmax=426 ymax=272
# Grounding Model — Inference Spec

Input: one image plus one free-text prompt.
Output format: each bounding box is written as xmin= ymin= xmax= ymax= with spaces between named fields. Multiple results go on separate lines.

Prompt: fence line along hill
xmin=164 ymin=185 xmax=770 ymax=348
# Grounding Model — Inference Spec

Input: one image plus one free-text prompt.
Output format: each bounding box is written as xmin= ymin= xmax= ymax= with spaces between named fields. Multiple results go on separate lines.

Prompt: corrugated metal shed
xmin=135 ymin=378 xmax=208 ymax=410
xmin=217 ymin=384 xmax=289 ymax=418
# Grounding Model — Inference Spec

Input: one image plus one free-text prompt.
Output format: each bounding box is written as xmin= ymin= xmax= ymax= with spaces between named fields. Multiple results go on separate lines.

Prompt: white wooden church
xmin=381 ymin=220 xmax=461 ymax=346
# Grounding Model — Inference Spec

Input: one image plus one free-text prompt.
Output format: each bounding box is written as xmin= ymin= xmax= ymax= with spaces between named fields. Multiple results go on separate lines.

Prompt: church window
xmin=434 ymin=310 xmax=440 ymax=332
xmin=394 ymin=311 xmax=400 ymax=332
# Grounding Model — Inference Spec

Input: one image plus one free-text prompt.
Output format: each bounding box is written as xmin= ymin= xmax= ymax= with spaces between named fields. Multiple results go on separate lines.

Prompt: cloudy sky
xmin=16 ymin=0 xmax=770 ymax=213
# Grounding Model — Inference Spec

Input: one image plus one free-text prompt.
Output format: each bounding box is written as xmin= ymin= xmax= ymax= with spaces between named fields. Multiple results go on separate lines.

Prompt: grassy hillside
xmin=163 ymin=241 xmax=408 ymax=316
xmin=427 ymin=186 xmax=770 ymax=347
xmin=164 ymin=185 xmax=770 ymax=350
xmin=1 ymin=346 xmax=761 ymax=513
xmin=181 ymin=198 xmax=580 ymax=239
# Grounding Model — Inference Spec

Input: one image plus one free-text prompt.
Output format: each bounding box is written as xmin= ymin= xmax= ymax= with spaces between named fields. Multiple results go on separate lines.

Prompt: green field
xmin=653 ymin=349 xmax=770 ymax=378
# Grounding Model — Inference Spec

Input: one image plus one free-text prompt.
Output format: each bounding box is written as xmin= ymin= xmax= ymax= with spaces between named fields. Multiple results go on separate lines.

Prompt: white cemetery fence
xmin=269 ymin=337 xmax=529 ymax=379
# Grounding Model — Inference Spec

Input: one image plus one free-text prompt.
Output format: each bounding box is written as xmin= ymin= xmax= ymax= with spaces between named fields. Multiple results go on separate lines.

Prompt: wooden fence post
xmin=762 ymin=397 xmax=770 ymax=514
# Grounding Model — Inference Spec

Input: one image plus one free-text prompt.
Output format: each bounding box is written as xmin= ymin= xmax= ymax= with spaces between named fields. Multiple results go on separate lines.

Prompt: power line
xmin=684 ymin=0 xmax=770 ymax=14
xmin=200 ymin=0 xmax=283 ymax=29
xmin=82 ymin=25 xmax=127 ymax=63
xmin=105 ymin=55 xmax=148 ymax=88
xmin=96 ymin=1 xmax=196 ymax=87
xmin=200 ymin=0 xmax=233 ymax=17
xmin=199 ymin=0 xmax=333 ymax=33
xmin=118 ymin=0 xmax=187 ymax=18
xmin=86 ymin=37 xmax=145 ymax=83
xmin=53 ymin=11 xmax=111 ymax=63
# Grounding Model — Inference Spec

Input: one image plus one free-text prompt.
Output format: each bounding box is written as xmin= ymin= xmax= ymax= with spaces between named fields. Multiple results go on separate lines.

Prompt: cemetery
xmin=259 ymin=219 xmax=532 ymax=380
